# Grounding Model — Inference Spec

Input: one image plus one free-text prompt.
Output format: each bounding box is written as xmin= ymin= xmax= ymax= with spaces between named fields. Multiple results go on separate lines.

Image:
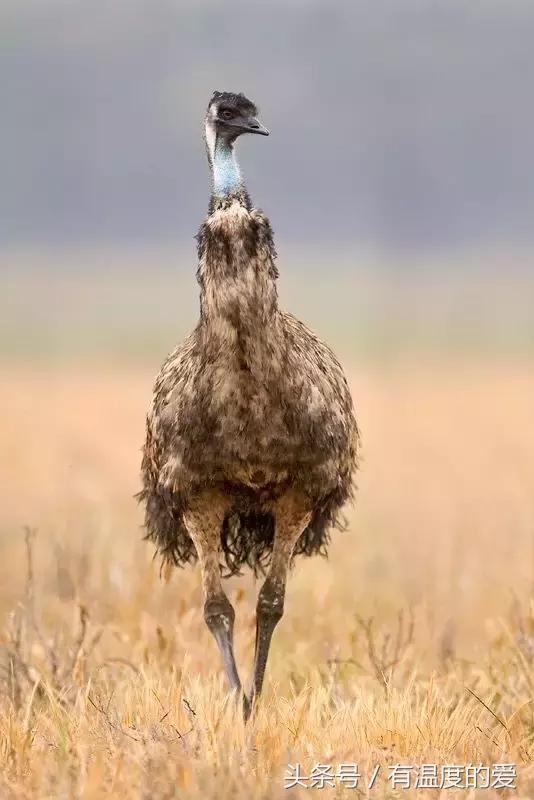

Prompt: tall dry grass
xmin=1 ymin=361 xmax=534 ymax=798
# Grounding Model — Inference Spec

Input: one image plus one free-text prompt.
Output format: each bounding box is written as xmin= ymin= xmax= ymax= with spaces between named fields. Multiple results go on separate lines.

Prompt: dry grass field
xmin=0 ymin=357 xmax=533 ymax=798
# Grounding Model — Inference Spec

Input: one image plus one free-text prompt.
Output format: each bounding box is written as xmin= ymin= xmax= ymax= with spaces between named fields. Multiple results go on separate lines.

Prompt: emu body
xmin=140 ymin=91 xmax=359 ymax=716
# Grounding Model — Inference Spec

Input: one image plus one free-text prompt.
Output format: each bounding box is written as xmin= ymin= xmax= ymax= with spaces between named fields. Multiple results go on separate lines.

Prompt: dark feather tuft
xmin=207 ymin=90 xmax=258 ymax=117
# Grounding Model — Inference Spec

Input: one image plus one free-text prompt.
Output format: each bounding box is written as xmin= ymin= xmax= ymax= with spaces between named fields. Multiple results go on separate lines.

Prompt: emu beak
xmin=246 ymin=117 xmax=270 ymax=136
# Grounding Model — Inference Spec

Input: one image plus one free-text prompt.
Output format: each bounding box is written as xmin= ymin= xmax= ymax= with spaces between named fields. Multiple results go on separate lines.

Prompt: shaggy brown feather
xmin=139 ymin=99 xmax=359 ymax=576
xmin=140 ymin=197 xmax=359 ymax=574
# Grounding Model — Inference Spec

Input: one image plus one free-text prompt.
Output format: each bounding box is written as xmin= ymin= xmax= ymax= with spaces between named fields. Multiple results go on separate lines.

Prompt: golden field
xmin=0 ymin=357 xmax=534 ymax=799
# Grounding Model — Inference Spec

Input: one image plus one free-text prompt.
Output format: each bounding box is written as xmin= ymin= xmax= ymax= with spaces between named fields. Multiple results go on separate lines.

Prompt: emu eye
xmin=219 ymin=109 xmax=233 ymax=120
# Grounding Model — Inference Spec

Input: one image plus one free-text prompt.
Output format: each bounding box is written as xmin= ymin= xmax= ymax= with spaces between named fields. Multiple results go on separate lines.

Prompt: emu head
xmin=204 ymin=91 xmax=269 ymax=168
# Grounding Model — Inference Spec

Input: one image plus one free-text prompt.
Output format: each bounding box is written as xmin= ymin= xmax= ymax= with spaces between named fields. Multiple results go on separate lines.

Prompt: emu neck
xmin=211 ymin=136 xmax=242 ymax=198
xmin=198 ymin=204 xmax=282 ymax=371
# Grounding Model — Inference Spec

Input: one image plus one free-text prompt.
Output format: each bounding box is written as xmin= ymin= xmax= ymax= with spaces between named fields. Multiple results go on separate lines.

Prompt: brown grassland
xmin=1 ymin=358 xmax=534 ymax=798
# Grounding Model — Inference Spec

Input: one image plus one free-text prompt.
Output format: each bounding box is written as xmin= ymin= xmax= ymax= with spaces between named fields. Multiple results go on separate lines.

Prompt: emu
xmin=140 ymin=91 xmax=359 ymax=719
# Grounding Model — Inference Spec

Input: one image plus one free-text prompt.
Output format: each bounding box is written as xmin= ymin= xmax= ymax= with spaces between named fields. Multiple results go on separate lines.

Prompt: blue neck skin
xmin=212 ymin=135 xmax=242 ymax=198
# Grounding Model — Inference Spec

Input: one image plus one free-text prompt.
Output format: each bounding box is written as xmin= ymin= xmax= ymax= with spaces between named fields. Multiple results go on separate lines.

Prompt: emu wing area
xmin=140 ymin=310 xmax=358 ymax=571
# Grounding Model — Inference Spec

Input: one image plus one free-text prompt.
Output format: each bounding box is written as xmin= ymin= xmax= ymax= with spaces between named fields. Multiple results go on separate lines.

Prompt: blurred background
xmin=2 ymin=8 xmax=534 ymax=793
xmin=1 ymin=0 xmax=534 ymax=360
xmin=1 ymin=0 xmax=534 ymax=691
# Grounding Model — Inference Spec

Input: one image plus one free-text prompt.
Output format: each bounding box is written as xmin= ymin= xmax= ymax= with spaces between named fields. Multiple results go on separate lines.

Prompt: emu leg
xmin=246 ymin=491 xmax=311 ymax=719
xmin=183 ymin=492 xmax=244 ymax=699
